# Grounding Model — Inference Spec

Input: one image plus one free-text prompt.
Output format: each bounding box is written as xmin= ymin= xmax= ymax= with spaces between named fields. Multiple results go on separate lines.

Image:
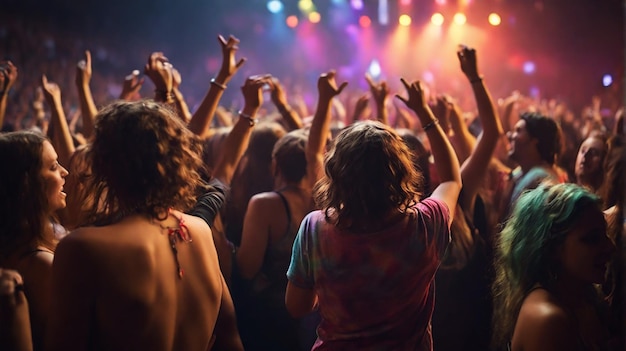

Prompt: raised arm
xmin=397 ymin=79 xmax=461 ymax=218
xmin=41 ymin=75 xmax=75 ymax=169
xmin=75 ymin=50 xmax=97 ymax=139
xmin=143 ymin=52 xmax=174 ymax=105
xmin=365 ymin=73 xmax=390 ymax=125
xmin=269 ymin=77 xmax=303 ymax=131
xmin=171 ymin=67 xmax=193 ymax=123
xmin=211 ymin=75 xmax=271 ymax=278
xmin=188 ymin=35 xmax=246 ymax=138
xmin=0 ymin=61 xmax=18 ymax=129
xmin=443 ymin=97 xmax=474 ymax=165
xmin=119 ymin=70 xmax=144 ymax=101
xmin=306 ymin=71 xmax=348 ymax=188
xmin=456 ymin=46 xmax=504 ymax=210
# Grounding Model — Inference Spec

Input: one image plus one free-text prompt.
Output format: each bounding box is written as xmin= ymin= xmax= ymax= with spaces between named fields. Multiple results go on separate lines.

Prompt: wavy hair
xmin=314 ymin=120 xmax=423 ymax=230
xmin=81 ymin=100 xmax=206 ymax=225
xmin=520 ymin=112 xmax=562 ymax=165
xmin=0 ymin=131 xmax=56 ymax=258
xmin=491 ymin=183 xmax=602 ymax=348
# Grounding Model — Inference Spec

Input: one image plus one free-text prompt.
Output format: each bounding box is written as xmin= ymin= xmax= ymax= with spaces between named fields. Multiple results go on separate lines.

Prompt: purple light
xmin=351 ymin=0 xmax=364 ymax=10
xmin=602 ymin=74 xmax=613 ymax=87
xmin=523 ymin=61 xmax=535 ymax=74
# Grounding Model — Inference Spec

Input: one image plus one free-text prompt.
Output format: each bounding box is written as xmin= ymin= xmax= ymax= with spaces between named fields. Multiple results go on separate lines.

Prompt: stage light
xmin=267 ymin=0 xmax=283 ymax=13
xmin=453 ymin=13 xmax=466 ymax=25
xmin=379 ymin=0 xmax=389 ymax=25
xmin=523 ymin=61 xmax=535 ymax=74
xmin=431 ymin=13 xmax=444 ymax=26
xmin=368 ymin=59 xmax=382 ymax=78
xmin=299 ymin=0 xmax=314 ymax=12
xmin=603 ymin=74 xmax=613 ymax=87
xmin=399 ymin=14 xmax=412 ymax=26
xmin=359 ymin=15 xmax=372 ymax=28
xmin=435 ymin=0 xmax=446 ymax=5
xmin=400 ymin=0 xmax=411 ymax=5
xmin=488 ymin=13 xmax=501 ymax=26
xmin=309 ymin=11 xmax=321 ymax=23
xmin=351 ymin=0 xmax=364 ymax=10
xmin=286 ymin=15 xmax=299 ymax=28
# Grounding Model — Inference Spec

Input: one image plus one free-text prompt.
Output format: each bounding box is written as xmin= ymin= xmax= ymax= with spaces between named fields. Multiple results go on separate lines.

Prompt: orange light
xmin=488 ymin=13 xmax=501 ymax=26
xmin=359 ymin=15 xmax=371 ymax=28
xmin=399 ymin=14 xmax=412 ymax=26
xmin=431 ymin=12 xmax=444 ymax=26
xmin=309 ymin=11 xmax=321 ymax=23
xmin=453 ymin=13 xmax=466 ymax=25
xmin=286 ymin=15 xmax=299 ymax=28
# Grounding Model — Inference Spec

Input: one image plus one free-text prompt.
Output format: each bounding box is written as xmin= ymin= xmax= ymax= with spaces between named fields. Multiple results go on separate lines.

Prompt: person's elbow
xmin=285 ymin=282 xmax=316 ymax=318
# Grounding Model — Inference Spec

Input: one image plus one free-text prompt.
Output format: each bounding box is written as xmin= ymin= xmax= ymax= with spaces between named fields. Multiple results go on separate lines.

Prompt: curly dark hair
xmin=0 ymin=131 xmax=56 ymax=258
xmin=81 ymin=100 xmax=206 ymax=225
xmin=314 ymin=120 xmax=423 ymax=230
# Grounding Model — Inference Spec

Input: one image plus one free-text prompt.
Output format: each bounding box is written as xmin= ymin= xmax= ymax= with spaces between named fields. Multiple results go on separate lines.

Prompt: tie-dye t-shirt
xmin=287 ymin=198 xmax=450 ymax=351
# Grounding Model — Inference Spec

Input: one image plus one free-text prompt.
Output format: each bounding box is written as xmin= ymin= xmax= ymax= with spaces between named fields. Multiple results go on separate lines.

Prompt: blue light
xmin=368 ymin=59 xmax=381 ymax=78
xmin=602 ymin=74 xmax=613 ymax=87
xmin=267 ymin=0 xmax=284 ymax=14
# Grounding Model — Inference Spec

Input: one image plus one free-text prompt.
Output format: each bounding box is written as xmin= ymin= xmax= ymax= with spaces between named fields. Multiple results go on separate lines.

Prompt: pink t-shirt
xmin=287 ymin=198 xmax=451 ymax=351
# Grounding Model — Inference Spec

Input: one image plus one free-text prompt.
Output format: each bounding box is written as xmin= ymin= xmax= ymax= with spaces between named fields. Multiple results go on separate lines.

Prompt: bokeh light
xmin=399 ymin=14 xmax=412 ymax=26
xmin=431 ymin=13 xmax=444 ymax=26
xmin=488 ymin=13 xmax=501 ymax=26
xmin=453 ymin=13 xmax=467 ymax=25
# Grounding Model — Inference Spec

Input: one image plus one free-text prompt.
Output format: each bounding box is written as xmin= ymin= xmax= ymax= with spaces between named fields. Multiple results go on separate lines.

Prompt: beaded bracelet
xmin=210 ymin=78 xmax=227 ymax=90
xmin=469 ymin=76 xmax=484 ymax=84
xmin=154 ymin=90 xmax=175 ymax=103
xmin=422 ymin=118 xmax=440 ymax=132
xmin=238 ymin=111 xmax=258 ymax=126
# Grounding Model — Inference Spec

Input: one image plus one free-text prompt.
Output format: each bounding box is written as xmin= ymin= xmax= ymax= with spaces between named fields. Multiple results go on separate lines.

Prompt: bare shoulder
xmin=512 ymin=288 xmax=577 ymax=351
xmin=248 ymin=192 xmax=284 ymax=213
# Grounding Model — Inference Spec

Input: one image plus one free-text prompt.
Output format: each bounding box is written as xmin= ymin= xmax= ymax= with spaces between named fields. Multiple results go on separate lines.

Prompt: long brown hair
xmin=314 ymin=120 xmax=423 ymax=230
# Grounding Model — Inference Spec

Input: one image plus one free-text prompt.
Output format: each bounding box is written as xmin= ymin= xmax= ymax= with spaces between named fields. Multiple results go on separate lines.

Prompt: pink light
xmin=435 ymin=0 xmax=446 ymax=5
xmin=400 ymin=0 xmax=412 ymax=5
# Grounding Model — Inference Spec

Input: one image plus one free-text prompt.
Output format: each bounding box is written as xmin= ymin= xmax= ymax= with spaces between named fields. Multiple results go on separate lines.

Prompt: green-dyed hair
xmin=491 ymin=182 xmax=603 ymax=349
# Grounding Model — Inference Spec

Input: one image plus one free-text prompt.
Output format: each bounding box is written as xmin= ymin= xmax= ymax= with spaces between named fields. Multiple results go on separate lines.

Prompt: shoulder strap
xmin=275 ymin=191 xmax=292 ymax=236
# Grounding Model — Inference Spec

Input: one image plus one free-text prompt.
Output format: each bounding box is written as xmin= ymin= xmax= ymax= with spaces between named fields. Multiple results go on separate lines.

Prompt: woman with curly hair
xmin=285 ymin=78 xmax=461 ymax=350
xmin=0 ymin=130 xmax=68 ymax=351
xmin=492 ymin=183 xmax=616 ymax=351
xmin=45 ymin=98 xmax=250 ymax=350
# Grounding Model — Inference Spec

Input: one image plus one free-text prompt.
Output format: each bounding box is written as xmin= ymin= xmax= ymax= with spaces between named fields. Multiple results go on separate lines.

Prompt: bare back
xmin=47 ymin=211 xmax=228 ymax=351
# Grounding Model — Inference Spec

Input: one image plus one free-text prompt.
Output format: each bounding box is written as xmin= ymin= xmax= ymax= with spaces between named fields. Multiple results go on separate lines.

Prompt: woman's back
xmin=48 ymin=211 xmax=226 ymax=351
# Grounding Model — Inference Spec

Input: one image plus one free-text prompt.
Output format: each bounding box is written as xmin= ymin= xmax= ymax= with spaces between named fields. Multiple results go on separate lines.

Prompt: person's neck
xmin=275 ymin=179 xmax=310 ymax=194
xmin=550 ymin=277 xmax=594 ymax=308
xmin=576 ymin=175 xmax=602 ymax=193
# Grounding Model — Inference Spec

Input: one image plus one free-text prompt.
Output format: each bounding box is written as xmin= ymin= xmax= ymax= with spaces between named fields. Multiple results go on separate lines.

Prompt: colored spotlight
xmin=267 ymin=0 xmax=283 ymax=13
xmin=359 ymin=15 xmax=372 ymax=28
xmin=603 ymin=74 xmax=613 ymax=87
xmin=286 ymin=15 xmax=299 ymax=28
xmin=453 ymin=13 xmax=466 ymax=25
xmin=351 ymin=0 xmax=364 ymax=10
xmin=298 ymin=0 xmax=314 ymax=12
xmin=431 ymin=13 xmax=444 ymax=26
xmin=488 ymin=13 xmax=501 ymax=26
xmin=435 ymin=0 xmax=446 ymax=5
xmin=399 ymin=14 xmax=412 ymax=26
xmin=368 ymin=59 xmax=382 ymax=78
xmin=309 ymin=11 xmax=321 ymax=23
xmin=400 ymin=0 xmax=412 ymax=5
xmin=523 ymin=61 xmax=536 ymax=74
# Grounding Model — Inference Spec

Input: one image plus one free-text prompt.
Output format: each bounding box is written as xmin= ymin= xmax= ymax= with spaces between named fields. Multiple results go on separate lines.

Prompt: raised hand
xmin=365 ymin=73 xmax=389 ymax=106
xmin=317 ymin=71 xmax=348 ymax=101
xmin=269 ymin=77 xmax=288 ymax=107
xmin=41 ymin=75 xmax=62 ymax=105
xmin=0 ymin=61 xmax=18 ymax=93
xmin=144 ymin=52 xmax=173 ymax=93
xmin=457 ymin=45 xmax=481 ymax=81
xmin=396 ymin=78 xmax=428 ymax=114
xmin=241 ymin=75 xmax=272 ymax=110
xmin=217 ymin=35 xmax=246 ymax=84
xmin=75 ymin=50 xmax=92 ymax=87
xmin=120 ymin=70 xmax=144 ymax=101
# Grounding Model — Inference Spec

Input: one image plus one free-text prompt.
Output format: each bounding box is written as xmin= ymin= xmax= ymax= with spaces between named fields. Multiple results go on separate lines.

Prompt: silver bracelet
xmin=238 ymin=111 xmax=258 ymax=126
